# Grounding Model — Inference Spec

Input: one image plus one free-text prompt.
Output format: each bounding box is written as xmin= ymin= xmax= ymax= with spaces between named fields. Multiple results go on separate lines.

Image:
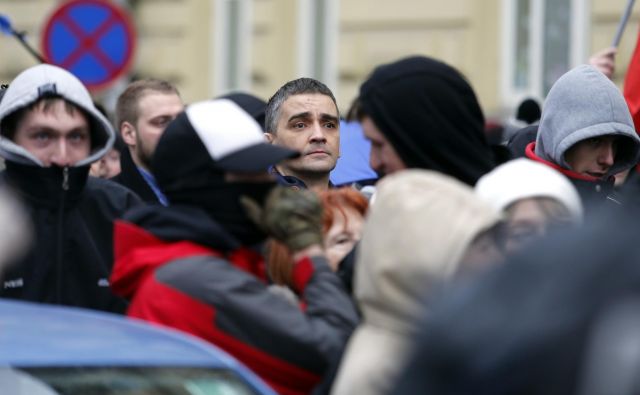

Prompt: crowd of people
xmin=1 ymin=44 xmax=640 ymax=394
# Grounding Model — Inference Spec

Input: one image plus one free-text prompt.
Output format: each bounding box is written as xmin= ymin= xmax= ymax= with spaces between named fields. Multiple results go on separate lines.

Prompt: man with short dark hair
xmin=112 ymin=79 xmax=183 ymax=204
xmin=0 ymin=64 xmax=140 ymax=312
xmin=265 ymin=78 xmax=340 ymax=193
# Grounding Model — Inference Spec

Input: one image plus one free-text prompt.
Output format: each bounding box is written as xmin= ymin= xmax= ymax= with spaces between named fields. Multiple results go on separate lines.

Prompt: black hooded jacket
xmin=0 ymin=64 xmax=141 ymax=313
xmin=0 ymin=163 xmax=140 ymax=313
xmin=358 ymin=55 xmax=495 ymax=185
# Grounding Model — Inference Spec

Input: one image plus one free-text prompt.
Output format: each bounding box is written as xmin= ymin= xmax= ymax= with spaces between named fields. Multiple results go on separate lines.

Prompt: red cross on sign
xmin=41 ymin=0 xmax=136 ymax=91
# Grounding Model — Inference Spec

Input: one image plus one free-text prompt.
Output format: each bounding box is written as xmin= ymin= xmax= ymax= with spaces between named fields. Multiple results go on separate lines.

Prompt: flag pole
xmin=613 ymin=0 xmax=637 ymax=48
xmin=0 ymin=14 xmax=46 ymax=64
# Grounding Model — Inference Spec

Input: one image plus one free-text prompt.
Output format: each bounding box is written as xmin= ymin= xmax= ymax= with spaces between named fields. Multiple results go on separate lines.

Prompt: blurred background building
xmin=1 ymin=0 xmax=638 ymax=120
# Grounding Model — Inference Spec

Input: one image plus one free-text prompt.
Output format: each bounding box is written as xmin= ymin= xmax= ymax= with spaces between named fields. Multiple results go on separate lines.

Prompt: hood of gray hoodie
xmin=0 ymin=64 xmax=114 ymax=167
xmin=535 ymin=64 xmax=640 ymax=176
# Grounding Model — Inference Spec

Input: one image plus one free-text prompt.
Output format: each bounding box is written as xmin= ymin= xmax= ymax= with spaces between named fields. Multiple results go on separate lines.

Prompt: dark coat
xmin=111 ymin=148 xmax=160 ymax=204
xmin=0 ymin=162 xmax=141 ymax=313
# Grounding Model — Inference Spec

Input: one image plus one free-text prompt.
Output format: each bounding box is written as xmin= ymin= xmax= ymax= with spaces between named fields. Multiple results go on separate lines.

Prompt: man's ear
xmin=264 ymin=132 xmax=275 ymax=143
xmin=120 ymin=122 xmax=136 ymax=147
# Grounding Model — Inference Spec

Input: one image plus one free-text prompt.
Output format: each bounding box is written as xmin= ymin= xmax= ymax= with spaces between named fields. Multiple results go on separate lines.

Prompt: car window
xmin=0 ymin=368 xmax=60 ymax=395
xmin=13 ymin=367 xmax=261 ymax=395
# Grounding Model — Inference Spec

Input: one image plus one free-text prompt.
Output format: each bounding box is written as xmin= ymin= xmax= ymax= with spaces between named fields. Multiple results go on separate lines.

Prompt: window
xmin=213 ymin=0 xmax=252 ymax=94
xmin=501 ymin=0 xmax=589 ymax=109
xmin=296 ymin=0 xmax=338 ymax=90
xmin=9 ymin=367 xmax=261 ymax=395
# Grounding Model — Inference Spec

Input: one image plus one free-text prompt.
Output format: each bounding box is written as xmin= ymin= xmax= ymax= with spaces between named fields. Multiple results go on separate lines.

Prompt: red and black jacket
xmin=111 ymin=205 xmax=359 ymax=395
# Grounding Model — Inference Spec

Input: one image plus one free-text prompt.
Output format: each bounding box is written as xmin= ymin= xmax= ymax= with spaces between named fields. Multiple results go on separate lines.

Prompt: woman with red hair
xmin=268 ymin=187 xmax=369 ymax=287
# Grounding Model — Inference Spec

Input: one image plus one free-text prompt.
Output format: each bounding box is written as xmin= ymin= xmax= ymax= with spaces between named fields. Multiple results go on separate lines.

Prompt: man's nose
xmin=309 ymin=123 xmax=327 ymax=142
xmin=369 ymin=152 xmax=382 ymax=173
xmin=598 ymin=143 xmax=615 ymax=168
xmin=50 ymin=140 xmax=72 ymax=167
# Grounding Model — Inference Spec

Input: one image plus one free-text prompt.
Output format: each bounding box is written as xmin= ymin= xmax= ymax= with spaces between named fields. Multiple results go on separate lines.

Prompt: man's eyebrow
xmin=320 ymin=113 xmax=339 ymax=123
xmin=150 ymin=114 xmax=173 ymax=121
xmin=25 ymin=124 xmax=89 ymax=134
xmin=24 ymin=124 xmax=57 ymax=133
xmin=287 ymin=112 xmax=312 ymax=123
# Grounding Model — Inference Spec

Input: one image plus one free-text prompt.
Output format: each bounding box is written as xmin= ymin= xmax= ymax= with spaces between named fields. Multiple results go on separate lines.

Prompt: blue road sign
xmin=41 ymin=0 xmax=136 ymax=91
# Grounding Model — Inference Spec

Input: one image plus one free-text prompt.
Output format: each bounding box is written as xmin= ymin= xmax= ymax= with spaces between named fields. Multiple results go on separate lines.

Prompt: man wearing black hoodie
xmin=353 ymin=55 xmax=495 ymax=185
xmin=0 ymin=64 xmax=140 ymax=313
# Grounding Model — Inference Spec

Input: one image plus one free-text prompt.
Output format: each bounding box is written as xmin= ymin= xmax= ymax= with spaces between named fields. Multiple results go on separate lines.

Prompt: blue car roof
xmin=0 ymin=300 xmax=241 ymax=369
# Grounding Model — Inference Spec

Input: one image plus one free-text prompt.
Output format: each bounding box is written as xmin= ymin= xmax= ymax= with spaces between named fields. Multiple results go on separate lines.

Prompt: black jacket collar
xmin=4 ymin=161 xmax=88 ymax=209
xmin=111 ymin=149 xmax=158 ymax=203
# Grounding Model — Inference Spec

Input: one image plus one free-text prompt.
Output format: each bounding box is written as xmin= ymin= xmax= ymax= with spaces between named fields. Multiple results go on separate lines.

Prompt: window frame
xmin=500 ymin=0 xmax=589 ymax=110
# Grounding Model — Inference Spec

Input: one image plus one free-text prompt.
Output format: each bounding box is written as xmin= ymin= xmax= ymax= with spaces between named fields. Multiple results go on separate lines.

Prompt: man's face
xmin=13 ymin=100 xmax=90 ymax=167
xmin=123 ymin=92 xmax=183 ymax=170
xmin=564 ymin=136 xmax=618 ymax=178
xmin=361 ymin=116 xmax=407 ymax=176
xmin=266 ymin=93 xmax=339 ymax=177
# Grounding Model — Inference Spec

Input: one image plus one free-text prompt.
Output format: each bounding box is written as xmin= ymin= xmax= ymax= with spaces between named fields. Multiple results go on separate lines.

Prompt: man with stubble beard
xmin=265 ymin=78 xmax=340 ymax=193
xmin=112 ymin=79 xmax=184 ymax=205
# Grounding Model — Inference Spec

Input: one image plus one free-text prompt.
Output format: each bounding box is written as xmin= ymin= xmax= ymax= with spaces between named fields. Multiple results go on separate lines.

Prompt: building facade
xmin=0 ymin=0 xmax=638 ymax=119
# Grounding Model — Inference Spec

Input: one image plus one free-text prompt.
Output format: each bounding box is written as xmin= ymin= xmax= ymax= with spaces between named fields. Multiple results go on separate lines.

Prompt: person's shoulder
xmin=85 ymin=176 xmax=143 ymax=208
xmin=87 ymin=176 xmax=137 ymax=194
xmin=507 ymin=124 xmax=539 ymax=159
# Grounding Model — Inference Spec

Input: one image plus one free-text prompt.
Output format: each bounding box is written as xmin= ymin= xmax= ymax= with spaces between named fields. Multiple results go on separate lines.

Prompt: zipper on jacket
xmin=62 ymin=166 xmax=69 ymax=191
xmin=56 ymin=166 xmax=68 ymax=303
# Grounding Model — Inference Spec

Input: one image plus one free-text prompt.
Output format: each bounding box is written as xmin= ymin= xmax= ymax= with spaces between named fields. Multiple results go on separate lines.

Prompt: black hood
xmin=359 ymin=55 xmax=494 ymax=185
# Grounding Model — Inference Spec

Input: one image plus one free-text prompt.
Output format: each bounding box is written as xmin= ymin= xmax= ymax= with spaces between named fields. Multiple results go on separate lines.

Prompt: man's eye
xmin=294 ymin=122 xmax=306 ymax=129
xmin=153 ymin=117 xmax=171 ymax=127
xmin=588 ymin=137 xmax=602 ymax=146
xmin=34 ymin=132 xmax=50 ymax=141
xmin=69 ymin=132 xmax=88 ymax=142
xmin=324 ymin=122 xmax=337 ymax=129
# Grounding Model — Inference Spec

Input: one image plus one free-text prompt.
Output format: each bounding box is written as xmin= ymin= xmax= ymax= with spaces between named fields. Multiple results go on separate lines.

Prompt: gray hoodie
xmin=535 ymin=65 xmax=640 ymax=176
xmin=0 ymin=64 xmax=115 ymax=167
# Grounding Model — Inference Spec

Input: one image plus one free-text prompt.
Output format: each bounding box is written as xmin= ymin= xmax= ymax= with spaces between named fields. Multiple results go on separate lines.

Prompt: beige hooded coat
xmin=331 ymin=170 xmax=501 ymax=395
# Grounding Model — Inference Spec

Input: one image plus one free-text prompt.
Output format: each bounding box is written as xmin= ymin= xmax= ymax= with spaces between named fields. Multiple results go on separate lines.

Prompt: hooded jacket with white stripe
xmin=0 ymin=64 xmax=141 ymax=313
xmin=525 ymin=65 xmax=640 ymax=208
